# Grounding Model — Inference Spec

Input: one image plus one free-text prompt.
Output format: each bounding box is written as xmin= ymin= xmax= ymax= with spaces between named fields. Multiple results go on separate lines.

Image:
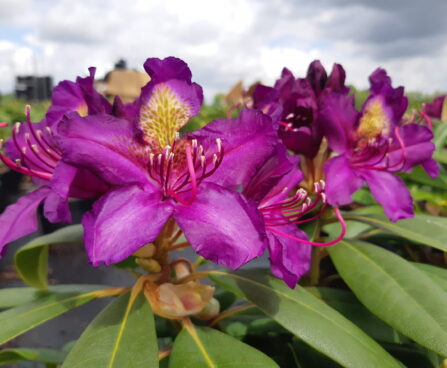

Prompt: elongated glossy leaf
xmin=0 ymin=288 xmax=114 ymax=344
xmin=14 ymin=225 xmax=83 ymax=290
xmin=169 ymin=324 xmax=279 ymax=368
xmin=345 ymin=213 xmax=447 ymax=252
xmin=210 ymin=269 xmax=400 ymax=368
xmin=0 ymin=348 xmax=66 ymax=365
xmin=413 ymin=263 xmax=447 ymax=293
xmin=62 ymin=292 xmax=158 ymax=368
xmin=329 ymin=240 xmax=447 ymax=357
xmin=0 ymin=284 xmax=108 ymax=309
xmin=306 ymin=287 xmax=406 ymax=344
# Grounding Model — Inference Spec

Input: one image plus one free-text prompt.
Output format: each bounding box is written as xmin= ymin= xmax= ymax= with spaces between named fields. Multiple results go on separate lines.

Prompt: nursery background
xmin=1 ymin=0 xmax=447 ymax=368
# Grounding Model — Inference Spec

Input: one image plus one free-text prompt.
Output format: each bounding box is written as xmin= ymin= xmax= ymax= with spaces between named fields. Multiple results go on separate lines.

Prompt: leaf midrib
xmin=210 ymin=270 xmax=397 ymax=368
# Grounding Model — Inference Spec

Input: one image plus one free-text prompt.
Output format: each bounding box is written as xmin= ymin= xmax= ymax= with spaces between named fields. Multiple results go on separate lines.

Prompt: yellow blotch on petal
xmin=77 ymin=103 xmax=88 ymax=117
xmin=358 ymin=98 xmax=391 ymax=140
xmin=139 ymin=83 xmax=191 ymax=149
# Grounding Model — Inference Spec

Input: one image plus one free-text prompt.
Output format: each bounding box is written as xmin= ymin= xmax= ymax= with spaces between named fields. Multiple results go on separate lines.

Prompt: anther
xmin=15 ymin=159 xmax=22 ymax=168
xmin=216 ymin=138 xmax=222 ymax=153
xmin=15 ymin=122 xmax=21 ymax=134
xmin=200 ymin=155 xmax=206 ymax=167
xmin=321 ymin=193 xmax=327 ymax=203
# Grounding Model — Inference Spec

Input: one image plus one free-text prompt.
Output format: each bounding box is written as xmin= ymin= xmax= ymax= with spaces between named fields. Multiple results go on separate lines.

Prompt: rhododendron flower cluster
xmin=0 ymin=56 xmax=438 ymax=289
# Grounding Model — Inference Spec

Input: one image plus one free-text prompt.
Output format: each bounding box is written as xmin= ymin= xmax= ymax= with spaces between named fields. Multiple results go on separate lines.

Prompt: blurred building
xmin=15 ymin=76 xmax=53 ymax=101
xmin=95 ymin=59 xmax=150 ymax=103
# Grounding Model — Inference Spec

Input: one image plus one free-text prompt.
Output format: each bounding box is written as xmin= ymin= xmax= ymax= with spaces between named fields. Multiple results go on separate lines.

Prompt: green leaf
xmin=210 ymin=269 xmax=400 ymax=368
xmin=400 ymin=166 xmax=447 ymax=189
xmin=0 ymin=284 xmax=107 ymax=309
xmin=344 ymin=213 xmax=447 ymax=252
xmin=14 ymin=225 xmax=83 ymax=290
xmin=62 ymin=292 xmax=158 ymax=368
xmin=328 ymin=240 xmax=447 ymax=357
xmin=169 ymin=324 xmax=279 ymax=368
xmin=434 ymin=122 xmax=447 ymax=151
xmin=0 ymin=288 xmax=109 ymax=344
xmin=413 ymin=263 xmax=447 ymax=293
xmin=0 ymin=348 xmax=66 ymax=366
xmin=306 ymin=287 xmax=406 ymax=344
xmin=433 ymin=150 xmax=447 ymax=164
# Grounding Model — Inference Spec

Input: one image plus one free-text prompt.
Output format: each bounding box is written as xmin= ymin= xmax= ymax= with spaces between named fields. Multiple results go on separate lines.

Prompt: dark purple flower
xmin=0 ymin=72 xmax=110 ymax=256
xmin=322 ymin=69 xmax=438 ymax=221
xmin=423 ymin=95 xmax=446 ymax=121
xmin=253 ymin=60 xmax=349 ymax=158
xmin=56 ymin=57 xmax=279 ymax=269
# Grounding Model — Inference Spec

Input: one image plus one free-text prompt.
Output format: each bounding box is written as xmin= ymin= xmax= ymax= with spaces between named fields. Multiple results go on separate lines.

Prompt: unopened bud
xmin=136 ymin=258 xmax=162 ymax=273
xmin=195 ymin=298 xmax=220 ymax=320
xmin=134 ymin=244 xmax=156 ymax=258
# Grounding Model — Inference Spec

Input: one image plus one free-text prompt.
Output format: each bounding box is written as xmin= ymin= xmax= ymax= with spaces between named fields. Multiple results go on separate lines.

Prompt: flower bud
xmin=195 ymin=297 xmax=220 ymax=320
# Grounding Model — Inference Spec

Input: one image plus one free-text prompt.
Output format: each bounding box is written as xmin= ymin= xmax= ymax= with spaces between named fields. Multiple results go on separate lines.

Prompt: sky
xmin=0 ymin=0 xmax=446 ymax=101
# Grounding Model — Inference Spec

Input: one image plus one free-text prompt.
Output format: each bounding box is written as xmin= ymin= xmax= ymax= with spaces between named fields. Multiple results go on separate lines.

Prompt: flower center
xmin=147 ymin=138 xmax=224 ymax=204
xmin=357 ymin=98 xmax=391 ymax=140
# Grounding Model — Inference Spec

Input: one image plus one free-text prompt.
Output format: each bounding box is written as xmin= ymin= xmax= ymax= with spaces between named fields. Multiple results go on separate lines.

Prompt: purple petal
xmin=306 ymin=60 xmax=328 ymax=96
xmin=368 ymin=68 xmax=408 ymax=122
xmin=423 ymin=95 xmax=446 ymax=119
xmin=43 ymin=191 xmax=72 ymax=224
xmin=46 ymin=68 xmax=111 ymax=128
xmin=388 ymin=123 xmax=437 ymax=177
xmin=56 ymin=113 xmax=150 ymax=187
xmin=143 ymin=57 xmax=193 ymax=83
xmin=189 ymin=109 xmax=278 ymax=190
xmin=319 ymin=94 xmax=359 ymax=154
xmin=75 ymin=67 xmax=112 ymax=115
xmin=0 ymin=187 xmax=50 ymax=255
xmin=326 ymin=63 xmax=349 ymax=94
xmin=324 ymin=155 xmax=363 ymax=206
xmin=267 ymin=225 xmax=311 ymax=288
xmin=82 ymin=185 xmax=173 ymax=266
xmin=51 ymin=162 xmax=109 ymax=200
xmin=174 ymin=183 xmax=267 ymax=270
xmin=360 ymin=170 xmax=413 ymax=221
xmin=244 ymin=145 xmax=301 ymax=204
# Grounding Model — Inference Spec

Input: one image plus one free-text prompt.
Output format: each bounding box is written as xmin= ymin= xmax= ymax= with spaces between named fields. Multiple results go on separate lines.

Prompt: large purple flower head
xmin=0 ymin=73 xmax=110 ymax=256
xmin=253 ymin=60 xmax=349 ymax=158
xmin=322 ymin=68 xmax=438 ymax=221
xmin=56 ymin=57 xmax=280 ymax=269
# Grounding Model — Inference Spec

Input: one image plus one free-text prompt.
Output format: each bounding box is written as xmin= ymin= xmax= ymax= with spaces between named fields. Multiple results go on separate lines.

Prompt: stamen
xmin=420 ymin=110 xmax=433 ymax=131
xmin=266 ymin=208 xmax=346 ymax=247
xmin=169 ymin=145 xmax=197 ymax=205
xmin=0 ymin=139 xmax=52 ymax=180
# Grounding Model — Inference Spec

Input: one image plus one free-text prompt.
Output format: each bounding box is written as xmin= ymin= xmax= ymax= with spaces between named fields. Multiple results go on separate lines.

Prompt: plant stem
xmin=208 ymin=304 xmax=255 ymax=327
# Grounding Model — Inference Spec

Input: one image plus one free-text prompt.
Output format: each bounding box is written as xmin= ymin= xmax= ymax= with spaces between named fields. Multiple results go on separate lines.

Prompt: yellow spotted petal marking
xmin=358 ymin=98 xmax=391 ymax=140
xmin=139 ymin=83 xmax=191 ymax=148
xmin=77 ymin=103 xmax=88 ymax=117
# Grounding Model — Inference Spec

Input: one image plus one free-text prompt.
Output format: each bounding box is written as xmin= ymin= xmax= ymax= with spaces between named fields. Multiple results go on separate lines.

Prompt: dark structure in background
xmin=15 ymin=75 xmax=53 ymax=101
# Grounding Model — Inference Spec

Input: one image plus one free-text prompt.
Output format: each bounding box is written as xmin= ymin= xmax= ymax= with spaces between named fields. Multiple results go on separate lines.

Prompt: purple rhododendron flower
xmin=242 ymin=146 xmax=312 ymax=288
xmin=56 ymin=57 xmax=280 ymax=269
xmin=0 ymin=71 xmax=110 ymax=256
xmin=253 ymin=60 xmax=349 ymax=158
xmin=322 ymin=68 xmax=438 ymax=221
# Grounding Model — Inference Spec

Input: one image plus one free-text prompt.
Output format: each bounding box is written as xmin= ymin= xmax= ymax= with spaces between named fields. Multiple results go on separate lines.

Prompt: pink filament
xmin=420 ymin=110 xmax=433 ymax=131
xmin=169 ymin=145 xmax=197 ymax=205
xmin=0 ymin=122 xmax=8 ymax=128
xmin=266 ymin=208 xmax=346 ymax=247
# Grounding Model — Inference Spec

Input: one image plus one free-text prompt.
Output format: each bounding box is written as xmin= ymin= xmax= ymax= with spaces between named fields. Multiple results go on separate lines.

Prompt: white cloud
xmin=0 ymin=0 xmax=445 ymax=100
